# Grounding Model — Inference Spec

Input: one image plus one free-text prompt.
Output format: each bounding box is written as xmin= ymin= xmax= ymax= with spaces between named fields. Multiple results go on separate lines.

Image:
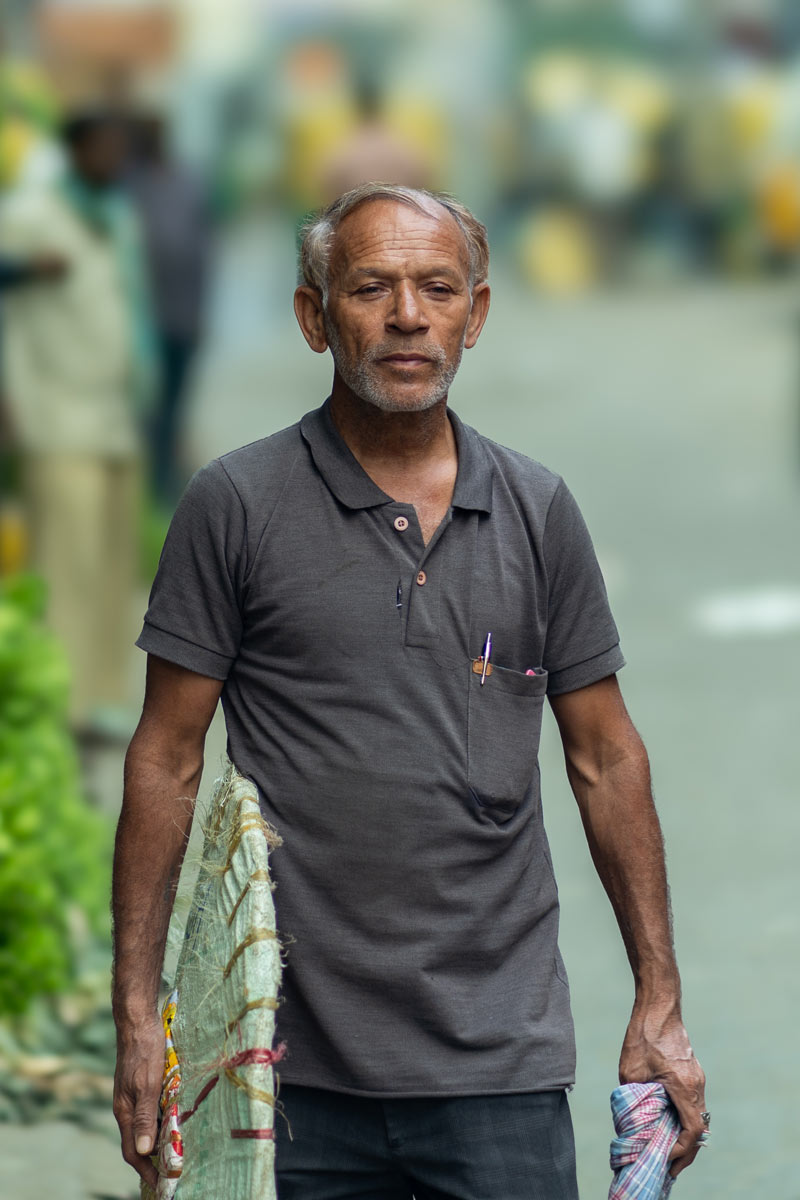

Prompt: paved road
xmin=7 ymin=218 xmax=797 ymax=1198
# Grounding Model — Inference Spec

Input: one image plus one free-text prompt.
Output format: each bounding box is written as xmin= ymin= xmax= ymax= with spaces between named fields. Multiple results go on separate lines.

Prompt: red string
xmin=178 ymin=1074 xmax=220 ymax=1124
xmin=230 ymin=1128 xmax=275 ymax=1139
xmin=178 ymin=1044 xmax=286 ymax=1126
xmin=224 ymin=1045 xmax=286 ymax=1070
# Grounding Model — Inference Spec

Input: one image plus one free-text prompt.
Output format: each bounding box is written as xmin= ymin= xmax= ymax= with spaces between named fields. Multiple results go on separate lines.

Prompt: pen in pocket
xmin=480 ymin=632 xmax=492 ymax=686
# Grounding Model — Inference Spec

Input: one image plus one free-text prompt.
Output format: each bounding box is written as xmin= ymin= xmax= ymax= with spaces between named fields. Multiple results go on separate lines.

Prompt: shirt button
xmin=416 ymin=570 xmax=427 ymax=586
xmin=393 ymin=516 xmax=409 ymax=532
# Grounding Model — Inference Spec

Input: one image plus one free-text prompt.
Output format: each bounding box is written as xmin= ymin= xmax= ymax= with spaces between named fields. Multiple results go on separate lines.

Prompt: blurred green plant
xmin=139 ymin=493 xmax=171 ymax=585
xmin=0 ymin=574 xmax=111 ymax=1017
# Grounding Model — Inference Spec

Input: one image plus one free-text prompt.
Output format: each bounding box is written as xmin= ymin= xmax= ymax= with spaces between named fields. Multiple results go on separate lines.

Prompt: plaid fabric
xmin=608 ymin=1082 xmax=681 ymax=1200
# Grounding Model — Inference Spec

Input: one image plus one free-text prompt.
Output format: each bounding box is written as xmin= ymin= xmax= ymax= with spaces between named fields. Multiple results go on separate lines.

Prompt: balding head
xmin=299 ymin=183 xmax=489 ymax=307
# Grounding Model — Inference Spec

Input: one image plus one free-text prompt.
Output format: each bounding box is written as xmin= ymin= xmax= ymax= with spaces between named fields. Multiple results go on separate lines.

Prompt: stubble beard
xmin=324 ymin=315 xmax=465 ymax=413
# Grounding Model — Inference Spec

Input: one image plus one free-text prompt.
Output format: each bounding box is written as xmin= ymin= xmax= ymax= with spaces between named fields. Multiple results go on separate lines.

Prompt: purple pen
xmin=480 ymin=631 xmax=492 ymax=686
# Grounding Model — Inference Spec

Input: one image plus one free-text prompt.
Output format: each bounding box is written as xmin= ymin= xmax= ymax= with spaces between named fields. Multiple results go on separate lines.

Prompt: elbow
xmin=124 ymin=720 xmax=205 ymax=795
xmin=566 ymin=725 xmax=649 ymax=792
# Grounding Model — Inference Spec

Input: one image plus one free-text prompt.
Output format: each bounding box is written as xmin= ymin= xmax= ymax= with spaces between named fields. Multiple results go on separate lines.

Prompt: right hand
xmin=113 ymin=1013 xmax=165 ymax=1190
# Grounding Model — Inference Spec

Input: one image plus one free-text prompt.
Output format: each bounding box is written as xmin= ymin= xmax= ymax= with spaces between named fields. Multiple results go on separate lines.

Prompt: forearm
xmin=566 ymin=731 xmax=680 ymax=1009
xmin=112 ymin=726 xmax=203 ymax=1029
xmin=553 ymin=679 xmax=706 ymax=1172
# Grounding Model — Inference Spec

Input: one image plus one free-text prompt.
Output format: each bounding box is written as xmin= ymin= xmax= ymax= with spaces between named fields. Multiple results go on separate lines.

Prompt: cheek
xmin=434 ymin=311 xmax=471 ymax=351
xmin=334 ymin=308 xmax=384 ymax=354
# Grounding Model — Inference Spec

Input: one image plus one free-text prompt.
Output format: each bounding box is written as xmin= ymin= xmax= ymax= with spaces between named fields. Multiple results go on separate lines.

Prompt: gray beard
xmin=324 ymin=318 xmax=464 ymax=413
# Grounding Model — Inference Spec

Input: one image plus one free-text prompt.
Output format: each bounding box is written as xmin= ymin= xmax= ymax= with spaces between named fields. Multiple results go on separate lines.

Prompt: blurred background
xmin=0 ymin=1 xmax=798 ymax=1197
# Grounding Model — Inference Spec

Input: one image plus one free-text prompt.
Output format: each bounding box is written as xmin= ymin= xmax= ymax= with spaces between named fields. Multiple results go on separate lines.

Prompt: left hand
xmin=619 ymin=1003 xmax=707 ymax=1178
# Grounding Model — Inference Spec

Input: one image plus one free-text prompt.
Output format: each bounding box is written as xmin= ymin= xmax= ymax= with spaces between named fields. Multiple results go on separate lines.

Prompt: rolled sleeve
xmin=135 ymin=622 xmax=235 ymax=680
xmin=136 ymin=460 xmax=245 ymax=678
xmin=546 ymin=643 xmax=626 ymax=696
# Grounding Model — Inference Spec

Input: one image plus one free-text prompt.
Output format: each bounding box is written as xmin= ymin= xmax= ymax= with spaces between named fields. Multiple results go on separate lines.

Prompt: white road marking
xmin=692 ymin=587 xmax=800 ymax=636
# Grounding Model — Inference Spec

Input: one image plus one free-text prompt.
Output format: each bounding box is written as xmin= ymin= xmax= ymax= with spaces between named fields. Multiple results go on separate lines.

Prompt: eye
xmin=356 ymin=284 xmax=384 ymax=296
xmin=427 ymin=284 xmax=453 ymax=296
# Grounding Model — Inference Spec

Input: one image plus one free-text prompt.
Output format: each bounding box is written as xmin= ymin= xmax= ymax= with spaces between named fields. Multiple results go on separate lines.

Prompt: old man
xmin=113 ymin=184 xmax=706 ymax=1199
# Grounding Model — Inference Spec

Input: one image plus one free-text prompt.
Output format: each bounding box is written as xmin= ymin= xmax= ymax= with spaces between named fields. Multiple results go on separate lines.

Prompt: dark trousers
xmin=275 ymin=1083 xmax=579 ymax=1200
xmin=150 ymin=331 xmax=197 ymax=506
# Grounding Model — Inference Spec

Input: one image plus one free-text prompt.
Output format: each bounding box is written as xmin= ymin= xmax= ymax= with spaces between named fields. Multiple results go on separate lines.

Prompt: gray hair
xmin=298 ymin=182 xmax=489 ymax=305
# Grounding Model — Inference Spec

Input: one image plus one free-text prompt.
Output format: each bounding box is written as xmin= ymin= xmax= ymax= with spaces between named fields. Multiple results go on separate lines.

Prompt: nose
xmin=386 ymin=282 xmax=429 ymax=334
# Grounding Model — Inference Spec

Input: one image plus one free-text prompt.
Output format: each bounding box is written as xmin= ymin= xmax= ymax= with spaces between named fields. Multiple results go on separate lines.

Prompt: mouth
xmin=379 ymin=353 xmax=433 ymax=367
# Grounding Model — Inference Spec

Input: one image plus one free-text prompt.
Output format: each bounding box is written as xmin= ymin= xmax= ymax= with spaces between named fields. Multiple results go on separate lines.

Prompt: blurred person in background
xmin=0 ymin=247 xmax=68 ymax=452
xmin=0 ymin=109 xmax=156 ymax=739
xmin=319 ymin=78 xmax=433 ymax=202
xmin=127 ymin=111 xmax=213 ymax=509
xmin=113 ymin=184 xmax=707 ymax=1199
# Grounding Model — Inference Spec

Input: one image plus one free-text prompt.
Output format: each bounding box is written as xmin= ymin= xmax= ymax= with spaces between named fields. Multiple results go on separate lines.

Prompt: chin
xmin=361 ymin=390 xmax=445 ymax=413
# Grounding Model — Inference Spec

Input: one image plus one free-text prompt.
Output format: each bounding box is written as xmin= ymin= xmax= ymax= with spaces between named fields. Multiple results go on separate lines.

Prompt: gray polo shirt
xmin=138 ymin=397 xmax=624 ymax=1098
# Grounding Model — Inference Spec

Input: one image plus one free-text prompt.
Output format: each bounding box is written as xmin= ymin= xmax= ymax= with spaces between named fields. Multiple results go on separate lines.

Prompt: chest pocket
xmin=467 ymin=662 xmax=548 ymax=821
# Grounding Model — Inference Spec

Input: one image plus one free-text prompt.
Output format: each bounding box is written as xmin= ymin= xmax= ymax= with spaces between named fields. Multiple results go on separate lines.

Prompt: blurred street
xmin=2 ymin=4 xmax=800 ymax=1199
xmin=3 ymin=216 xmax=798 ymax=1197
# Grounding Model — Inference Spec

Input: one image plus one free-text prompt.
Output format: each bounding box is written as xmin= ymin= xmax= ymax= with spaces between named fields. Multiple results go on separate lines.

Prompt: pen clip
xmin=480 ymin=632 xmax=492 ymax=686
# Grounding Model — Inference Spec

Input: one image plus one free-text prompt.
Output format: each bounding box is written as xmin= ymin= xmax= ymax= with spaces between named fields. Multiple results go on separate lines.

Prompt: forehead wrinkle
xmin=351 ymin=264 xmax=464 ymax=281
xmin=330 ymin=201 xmax=471 ymax=284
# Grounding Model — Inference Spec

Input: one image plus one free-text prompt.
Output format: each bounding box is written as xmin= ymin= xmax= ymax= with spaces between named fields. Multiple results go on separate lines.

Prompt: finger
xmin=669 ymin=1144 xmax=703 ymax=1179
xmin=668 ymin=1124 xmax=702 ymax=1157
xmin=133 ymin=1094 xmax=160 ymax=1159
xmin=668 ymin=1129 xmax=701 ymax=1161
xmin=115 ymin=1099 xmax=159 ymax=1190
xmin=668 ymin=1116 xmax=710 ymax=1178
xmin=663 ymin=1075 xmax=706 ymax=1155
xmin=118 ymin=1110 xmax=159 ymax=1189
xmin=667 ymin=1113 xmax=705 ymax=1164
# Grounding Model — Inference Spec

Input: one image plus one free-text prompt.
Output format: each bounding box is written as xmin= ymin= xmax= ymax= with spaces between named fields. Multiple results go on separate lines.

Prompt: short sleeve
xmin=136 ymin=461 xmax=245 ymax=679
xmin=542 ymin=478 xmax=625 ymax=695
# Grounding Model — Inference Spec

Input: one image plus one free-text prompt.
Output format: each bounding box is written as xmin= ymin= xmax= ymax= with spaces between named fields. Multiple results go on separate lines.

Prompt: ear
xmin=294 ymin=286 xmax=328 ymax=353
xmin=464 ymin=282 xmax=490 ymax=350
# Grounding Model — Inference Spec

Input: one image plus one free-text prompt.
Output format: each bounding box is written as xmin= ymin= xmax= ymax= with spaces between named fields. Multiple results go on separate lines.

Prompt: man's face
xmin=321 ymin=199 xmax=482 ymax=413
xmin=71 ymin=125 xmax=127 ymax=189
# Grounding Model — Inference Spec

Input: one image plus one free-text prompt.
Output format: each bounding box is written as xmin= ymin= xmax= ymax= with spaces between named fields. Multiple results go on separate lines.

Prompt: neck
xmin=329 ymin=375 xmax=454 ymax=468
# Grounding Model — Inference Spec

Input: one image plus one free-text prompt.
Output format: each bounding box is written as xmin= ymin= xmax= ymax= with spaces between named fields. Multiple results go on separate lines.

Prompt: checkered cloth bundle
xmin=608 ymin=1082 xmax=680 ymax=1200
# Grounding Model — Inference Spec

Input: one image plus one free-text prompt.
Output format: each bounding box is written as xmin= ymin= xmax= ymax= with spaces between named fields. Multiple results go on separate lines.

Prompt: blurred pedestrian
xmin=0 ymin=248 xmax=68 ymax=430
xmin=127 ymin=112 xmax=213 ymax=508
xmin=318 ymin=79 xmax=433 ymax=202
xmin=0 ymin=108 xmax=156 ymax=736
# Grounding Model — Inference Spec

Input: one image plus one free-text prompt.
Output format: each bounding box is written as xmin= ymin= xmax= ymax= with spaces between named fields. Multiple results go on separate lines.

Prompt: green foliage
xmin=139 ymin=493 xmax=171 ymax=585
xmin=0 ymin=575 xmax=111 ymax=1016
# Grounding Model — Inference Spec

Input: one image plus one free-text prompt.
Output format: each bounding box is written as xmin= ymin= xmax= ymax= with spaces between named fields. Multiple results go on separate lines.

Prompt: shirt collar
xmin=300 ymin=397 xmax=493 ymax=514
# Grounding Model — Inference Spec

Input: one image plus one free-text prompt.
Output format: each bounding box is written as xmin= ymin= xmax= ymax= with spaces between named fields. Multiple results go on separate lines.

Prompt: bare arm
xmin=112 ymin=655 xmax=223 ymax=1188
xmin=549 ymin=675 xmax=706 ymax=1177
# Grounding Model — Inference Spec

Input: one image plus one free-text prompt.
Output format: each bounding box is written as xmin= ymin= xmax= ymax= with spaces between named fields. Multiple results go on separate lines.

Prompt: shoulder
xmin=215 ymin=421 xmax=305 ymax=507
xmin=162 ymin=423 xmax=305 ymax=578
xmin=182 ymin=421 xmax=307 ymax=540
xmin=464 ymin=421 xmax=565 ymax=508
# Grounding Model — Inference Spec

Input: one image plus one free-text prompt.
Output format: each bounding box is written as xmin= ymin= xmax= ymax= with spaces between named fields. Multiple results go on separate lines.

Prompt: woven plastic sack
xmin=142 ymin=761 xmax=284 ymax=1200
